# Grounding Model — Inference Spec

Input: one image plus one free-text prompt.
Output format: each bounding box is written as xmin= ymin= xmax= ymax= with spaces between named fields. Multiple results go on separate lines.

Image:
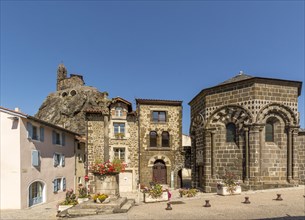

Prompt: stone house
xmin=0 ymin=107 xmax=78 ymax=209
xmin=85 ymin=98 xmax=184 ymax=192
xmin=136 ymin=99 xmax=184 ymax=189
xmin=189 ymin=72 xmax=305 ymax=192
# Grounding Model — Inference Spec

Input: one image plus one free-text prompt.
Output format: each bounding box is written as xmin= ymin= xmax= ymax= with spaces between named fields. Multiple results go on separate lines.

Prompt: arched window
xmin=226 ymin=123 xmax=236 ymax=142
xmin=150 ymin=131 xmax=157 ymax=147
xmin=265 ymin=121 xmax=274 ymax=142
xmin=115 ymin=107 xmax=123 ymax=117
xmin=162 ymin=131 xmax=169 ymax=147
xmin=29 ymin=181 xmax=44 ymax=207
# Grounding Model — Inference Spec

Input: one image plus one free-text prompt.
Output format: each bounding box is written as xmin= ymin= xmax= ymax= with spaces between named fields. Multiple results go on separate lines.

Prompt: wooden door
xmin=153 ymin=160 xmax=167 ymax=184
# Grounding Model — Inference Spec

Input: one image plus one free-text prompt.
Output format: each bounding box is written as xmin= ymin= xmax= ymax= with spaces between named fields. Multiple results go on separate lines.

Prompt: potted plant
xmin=115 ymin=132 xmax=125 ymax=139
xmin=57 ymin=189 xmax=78 ymax=212
xmin=77 ymin=184 xmax=89 ymax=204
xmin=179 ymin=188 xmax=198 ymax=197
xmin=217 ymin=171 xmax=241 ymax=196
xmin=93 ymin=193 xmax=109 ymax=203
xmin=90 ymin=159 xmax=126 ymax=196
xmin=142 ymin=183 xmax=169 ymax=203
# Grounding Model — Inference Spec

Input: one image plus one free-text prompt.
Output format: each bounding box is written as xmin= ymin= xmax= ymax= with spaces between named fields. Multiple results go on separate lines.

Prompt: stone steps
xmin=58 ymin=197 xmax=135 ymax=218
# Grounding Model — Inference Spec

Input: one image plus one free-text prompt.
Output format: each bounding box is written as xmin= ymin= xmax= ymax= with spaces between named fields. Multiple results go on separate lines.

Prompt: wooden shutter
xmin=40 ymin=127 xmax=44 ymax=142
xmin=62 ymin=178 xmax=66 ymax=191
xmin=53 ymin=179 xmax=58 ymax=192
xmin=53 ymin=153 xmax=58 ymax=167
xmin=27 ymin=122 xmax=33 ymax=139
xmin=32 ymin=150 xmax=40 ymax=167
xmin=52 ymin=131 xmax=56 ymax=144
xmin=62 ymin=133 xmax=65 ymax=146
xmin=61 ymin=155 xmax=65 ymax=167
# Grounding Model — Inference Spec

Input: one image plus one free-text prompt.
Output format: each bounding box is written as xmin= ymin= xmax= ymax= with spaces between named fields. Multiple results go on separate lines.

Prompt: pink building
xmin=0 ymin=107 xmax=78 ymax=209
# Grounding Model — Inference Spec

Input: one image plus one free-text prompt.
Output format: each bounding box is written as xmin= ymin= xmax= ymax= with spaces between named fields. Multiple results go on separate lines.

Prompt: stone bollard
xmin=203 ymin=200 xmax=211 ymax=207
xmin=275 ymin=194 xmax=283 ymax=201
xmin=165 ymin=202 xmax=172 ymax=210
xmin=243 ymin=197 xmax=250 ymax=204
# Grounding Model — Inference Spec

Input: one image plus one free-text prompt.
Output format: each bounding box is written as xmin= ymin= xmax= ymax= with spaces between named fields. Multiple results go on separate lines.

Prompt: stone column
xmin=248 ymin=124 xmax=262 ymax=185
xmin=244 ymin=127 xmax=249 ymax=181
xmin=287 ymin=127 xmax=292 ymax=182
xmin=210 ymin=130 xmax=216 ymax=178
xmin=292 ymin=128 xmax=299 ymax=181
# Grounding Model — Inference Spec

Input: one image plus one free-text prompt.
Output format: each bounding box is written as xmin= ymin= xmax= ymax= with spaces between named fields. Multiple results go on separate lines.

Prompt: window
xmin=265 ymin=121 xmax=274 ymax=142
xmin=27 ymin=122 xmax=44 ymax=142
xmin=53 ymin=153 xmax=65 ymax=167
xmin=78 ymin=154 xmax=83 ymax=162
xmin=152 ymin=111 xmax=166 ymax=122
xmin=78 ymin=177 xmax=82 ymax=184
xmin=115 ymin=107 xmax=123 ymax=117
xmin=53 ymin=177 xmax=66 ymax=192
xmin=29 ymin=181 xmax=44 ymax=206
xmin=162 ymin=131 xmax=170 ymax=147
xmin=226 ymin=123 xmax=236 ymax=142
xmin=52 ymin=131 xmax=65 ymax=146
xmin=32 ymin=150 xmax=40 ymax=167
xmin=150 ymin=131 xmax=157 ymax=147
xmin=114 ymin=123 xmax=125 ymax=138
xmin=114 ymin=148 xmax=126 ymax=161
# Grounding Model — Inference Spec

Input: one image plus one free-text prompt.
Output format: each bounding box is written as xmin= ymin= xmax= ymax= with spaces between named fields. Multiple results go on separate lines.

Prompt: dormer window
xmin=115 ymin=107 xmax=123 ymax=117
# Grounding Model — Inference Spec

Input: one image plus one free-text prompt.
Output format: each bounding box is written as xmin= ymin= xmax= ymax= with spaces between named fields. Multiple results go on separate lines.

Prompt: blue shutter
xmin=53 ymin=179 xmax=58 ymax=192
xmin=62 ymin=133 xmax=65 ymax=146
xmin=61 ymin=155 xmax=65 ymax=167
xmin=53 ymin=154 xmax=58 ymax=167
xmin=62 ymin=178 xmax=66 ymax=191
xmin=27 ymin=122 xmax=33 ymax=139
xmin=32 ymin=150 xmax=39 ymax=166
xmin=52 ymin=131 xmax=56 ymax=144
xmin=40 ymin=127 xmax=44 ymax=142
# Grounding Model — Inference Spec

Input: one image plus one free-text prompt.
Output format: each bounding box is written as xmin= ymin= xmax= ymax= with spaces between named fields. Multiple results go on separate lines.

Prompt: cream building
xmin=0 ymin=107 xmax=78 ymax=209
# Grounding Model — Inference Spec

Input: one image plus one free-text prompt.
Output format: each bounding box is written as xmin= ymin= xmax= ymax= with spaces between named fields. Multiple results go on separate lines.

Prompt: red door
xmin=153 ymin=160 xmax=167 ymax=184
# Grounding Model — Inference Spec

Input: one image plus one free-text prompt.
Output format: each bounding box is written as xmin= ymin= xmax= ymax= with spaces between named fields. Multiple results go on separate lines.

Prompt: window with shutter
xmin=40 ymin=127 xmax=44 ymax=142
xmin=27 ymin=122 xmax=33 ymax=139
xmin=62 ymin=133 xmax=65 ymax=146
xmin=53 ymin=179 xmax=58 ymax=192
xmin=53 ymin=153 xmax=60 ymax=167
xmin=61 ymin=155 xmax=65 ymax=167
xmin=62 ymin=178 xmax=66 ymax=191
xmin=32 ymin=150 xmax=40 ymax=167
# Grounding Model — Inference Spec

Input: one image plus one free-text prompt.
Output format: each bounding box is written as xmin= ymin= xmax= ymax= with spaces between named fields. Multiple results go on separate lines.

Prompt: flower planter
xmin=95 ymin=174 xmax=119 ymax=196
xmin=58 ymin=204 xmax=74 ymax=212
xmin=217 ymin=185 xmax=241 ymax=196
xmin=77 ymin=197 xmax=89 ymax=204
xmin=144 ymin=191 xmax=169 ymax=203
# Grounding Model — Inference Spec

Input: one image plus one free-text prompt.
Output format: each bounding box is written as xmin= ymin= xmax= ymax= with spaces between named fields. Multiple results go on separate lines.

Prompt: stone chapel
xmin=189 ymin=72 xmax=305 ymax=192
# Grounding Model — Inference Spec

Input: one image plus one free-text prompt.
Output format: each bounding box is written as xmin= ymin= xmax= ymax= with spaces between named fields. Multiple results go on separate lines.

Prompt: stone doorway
xmin=153 ymin=160 xmax=167 ymax=184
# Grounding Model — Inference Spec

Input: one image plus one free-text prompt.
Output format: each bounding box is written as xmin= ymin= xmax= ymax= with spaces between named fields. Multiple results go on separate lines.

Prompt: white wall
xmin=0 ymin=112 xmax=21 ymax=209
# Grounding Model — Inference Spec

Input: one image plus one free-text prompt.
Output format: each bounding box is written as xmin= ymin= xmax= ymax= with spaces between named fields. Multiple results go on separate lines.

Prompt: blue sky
xmin=1 ymin=0 xmax=304 ymax=134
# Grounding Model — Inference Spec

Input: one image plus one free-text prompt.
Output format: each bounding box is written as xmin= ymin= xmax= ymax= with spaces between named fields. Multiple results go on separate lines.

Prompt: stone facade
xmin=189 ymin=73 xmax=304 ymax=192
xmin=297 ymin=129 xmax=305 ymax=184
xmin=136 ymin=99 xmax=183 ymax=188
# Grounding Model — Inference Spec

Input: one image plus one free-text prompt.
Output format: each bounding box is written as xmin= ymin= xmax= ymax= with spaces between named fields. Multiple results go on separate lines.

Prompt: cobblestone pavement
xmin=1 ymin=186 xmax=304 ymax=220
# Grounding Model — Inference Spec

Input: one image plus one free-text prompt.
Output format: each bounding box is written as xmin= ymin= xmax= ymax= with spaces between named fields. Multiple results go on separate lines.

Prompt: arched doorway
xmin=29 ymin=181 xmax=44 ymax=207
xmin=153 ymin=160 xmax=167 ymax=184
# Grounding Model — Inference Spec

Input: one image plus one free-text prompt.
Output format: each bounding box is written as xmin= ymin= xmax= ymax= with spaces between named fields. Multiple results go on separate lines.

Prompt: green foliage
xmin=59 ymin=189 xmax=78 ymax=205
xmin=78 ymin=184 xmax=88 ymax=198
xmin=93 ymin=193 xmax=108 ymax=202
xmin=179 ymin=188 xmax=198 ymax=197
xmin=148 ymin=183 xmax=164 ymax=199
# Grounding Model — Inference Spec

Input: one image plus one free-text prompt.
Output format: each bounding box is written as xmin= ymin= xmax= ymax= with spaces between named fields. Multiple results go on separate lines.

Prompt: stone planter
xmin=95 ymin=174 xmax=119 ymax=197
xmin=217 ymin=185 xmax=241 ymax=196
xmin=57 ymin=204 xmax=74 ymax=212
xmin=77 ymin=197 xmax=89 ymax=204
xmin=144 ymin=191 xmax=169 ymax=203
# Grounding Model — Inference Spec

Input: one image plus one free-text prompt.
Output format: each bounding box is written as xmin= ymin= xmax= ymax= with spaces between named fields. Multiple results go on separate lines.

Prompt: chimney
xmin=14 ymin=107 xmax=21 ymax=112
